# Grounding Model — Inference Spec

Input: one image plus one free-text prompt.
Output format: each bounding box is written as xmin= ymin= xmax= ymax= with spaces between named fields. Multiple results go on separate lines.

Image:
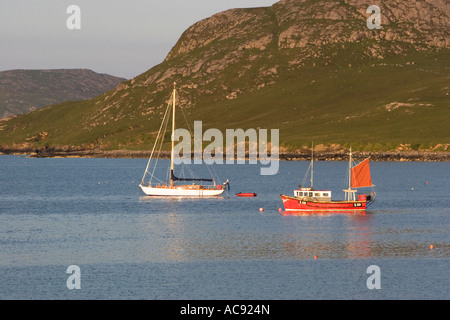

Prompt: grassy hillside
xmin=1 ymin=49 xmax=448 ymax=152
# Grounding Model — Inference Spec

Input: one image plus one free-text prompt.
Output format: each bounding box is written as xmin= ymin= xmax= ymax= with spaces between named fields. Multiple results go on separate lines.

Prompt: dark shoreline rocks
xmin=0 ymin=147 xmax=449 ymax=162
xmin=278 ymin=151 xmax=450 ymax=162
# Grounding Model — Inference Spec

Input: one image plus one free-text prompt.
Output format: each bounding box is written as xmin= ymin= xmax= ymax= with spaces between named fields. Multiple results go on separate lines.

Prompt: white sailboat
xmin=139 ymin=83 xmax=229 ymax=197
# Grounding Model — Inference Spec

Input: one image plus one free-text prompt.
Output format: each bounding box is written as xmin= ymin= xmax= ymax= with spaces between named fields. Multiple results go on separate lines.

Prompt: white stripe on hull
xmin=283 ymin=208 xmax=365 ymax=212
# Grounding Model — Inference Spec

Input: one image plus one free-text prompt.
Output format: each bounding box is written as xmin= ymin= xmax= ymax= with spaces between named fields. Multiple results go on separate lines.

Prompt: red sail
xmin=351 ymin=158 xmax=373 ymax=188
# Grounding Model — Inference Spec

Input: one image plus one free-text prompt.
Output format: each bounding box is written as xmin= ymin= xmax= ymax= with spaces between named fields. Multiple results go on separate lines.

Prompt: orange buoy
xmin=259 ymin=207 xmax=264 ymax=212
xmin=278 ymin=208 xmax=282 ymax=212
xmin=430 ymin=244 xmax=434 ymax=250
xmin=314 ymin=255 xmax=318 ymax=259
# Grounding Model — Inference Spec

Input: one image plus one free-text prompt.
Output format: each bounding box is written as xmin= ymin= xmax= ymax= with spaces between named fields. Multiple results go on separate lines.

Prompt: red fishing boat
xmin=280 ymin=148 xmax=375 ymax=212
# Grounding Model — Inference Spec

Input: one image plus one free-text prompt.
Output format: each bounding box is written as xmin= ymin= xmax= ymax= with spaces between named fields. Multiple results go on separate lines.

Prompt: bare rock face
xmin=140 ymin=0 xmax=449 ymax=96
xmin=277 ymin=0 xmax=449 ymax=50
xmin=166 ymin=0 xmax=449 ymax=55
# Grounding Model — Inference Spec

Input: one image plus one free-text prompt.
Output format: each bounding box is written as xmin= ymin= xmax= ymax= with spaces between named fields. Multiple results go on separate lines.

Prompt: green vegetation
xmin=0 ymin=49 xmax=448 ymax=153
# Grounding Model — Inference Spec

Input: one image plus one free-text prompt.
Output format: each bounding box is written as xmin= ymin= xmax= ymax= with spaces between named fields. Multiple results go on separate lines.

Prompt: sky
xmin=0 ymin=1 xmax=278 ymax=79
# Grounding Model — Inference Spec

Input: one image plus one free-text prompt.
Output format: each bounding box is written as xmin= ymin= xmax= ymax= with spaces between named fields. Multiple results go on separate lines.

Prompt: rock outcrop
xmin=128 ymin=0 xmax=449 ymax=108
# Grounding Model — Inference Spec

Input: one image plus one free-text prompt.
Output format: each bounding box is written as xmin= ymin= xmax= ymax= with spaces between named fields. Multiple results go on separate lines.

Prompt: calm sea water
xmin=0 ymin=155 xmax=448 ymax=300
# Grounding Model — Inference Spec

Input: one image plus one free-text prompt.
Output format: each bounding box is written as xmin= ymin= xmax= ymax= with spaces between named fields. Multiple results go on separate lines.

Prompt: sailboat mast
xmin=311 ymin=143 xmax=314 ymax=189
xmin=170 ymin=82 xmax=176 ymax=186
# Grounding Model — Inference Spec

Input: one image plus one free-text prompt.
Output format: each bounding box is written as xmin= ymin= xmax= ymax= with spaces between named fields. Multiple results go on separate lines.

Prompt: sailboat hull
xmin=140 ymin=184 xmax=225 ymax=197
xmin=280 ymin=194 xmax=367 ymax=212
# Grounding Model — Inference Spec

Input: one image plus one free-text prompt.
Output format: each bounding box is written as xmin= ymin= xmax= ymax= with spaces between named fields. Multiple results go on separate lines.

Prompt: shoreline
xmin=1 ymin=148 xmax=449 ymax=161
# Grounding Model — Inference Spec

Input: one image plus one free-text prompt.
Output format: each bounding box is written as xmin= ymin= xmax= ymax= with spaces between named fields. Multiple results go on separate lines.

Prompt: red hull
xmin=280 ymin=194 xmax=367 ymax=212
xmin=236 ymin=193 xmax=257 ymax=197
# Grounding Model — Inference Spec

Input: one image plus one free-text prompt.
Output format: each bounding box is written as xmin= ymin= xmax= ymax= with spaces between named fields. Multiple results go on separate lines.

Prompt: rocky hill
xmin=0 ymin=69 xmax=126 ymax=118
xmin=0 ymin=0 xmax=449 ymax=154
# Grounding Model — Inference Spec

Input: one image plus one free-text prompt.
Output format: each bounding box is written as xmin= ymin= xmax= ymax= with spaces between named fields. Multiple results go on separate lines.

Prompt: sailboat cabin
xmin=293 ymin=188 xmax=332 ymax=201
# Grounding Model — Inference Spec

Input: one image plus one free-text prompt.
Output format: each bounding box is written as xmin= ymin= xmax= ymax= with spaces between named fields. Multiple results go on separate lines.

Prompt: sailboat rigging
xmin=139 ymin=83 xmax=229 ymax=197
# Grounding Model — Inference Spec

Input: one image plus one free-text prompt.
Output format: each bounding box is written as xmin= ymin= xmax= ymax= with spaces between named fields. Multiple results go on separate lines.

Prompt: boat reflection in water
xmin=281 ymin=209 xmax=368 ymax=216
xmin=280 ymin=210 xmax=374 ymax=259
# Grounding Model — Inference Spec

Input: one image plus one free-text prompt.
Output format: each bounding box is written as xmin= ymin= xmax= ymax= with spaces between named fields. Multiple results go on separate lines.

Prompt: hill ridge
xmin=0 ymin=69 xmax=126 ymax=119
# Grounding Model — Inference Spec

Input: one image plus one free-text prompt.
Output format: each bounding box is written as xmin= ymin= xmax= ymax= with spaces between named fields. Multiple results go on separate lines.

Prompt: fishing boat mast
xmin=311 ymin=142 xmax=314 ymax=189
xmin=348 ymin=147 xmax=352 ymax=195
xmin=344 ymin=147 xmax=357 ymax=201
